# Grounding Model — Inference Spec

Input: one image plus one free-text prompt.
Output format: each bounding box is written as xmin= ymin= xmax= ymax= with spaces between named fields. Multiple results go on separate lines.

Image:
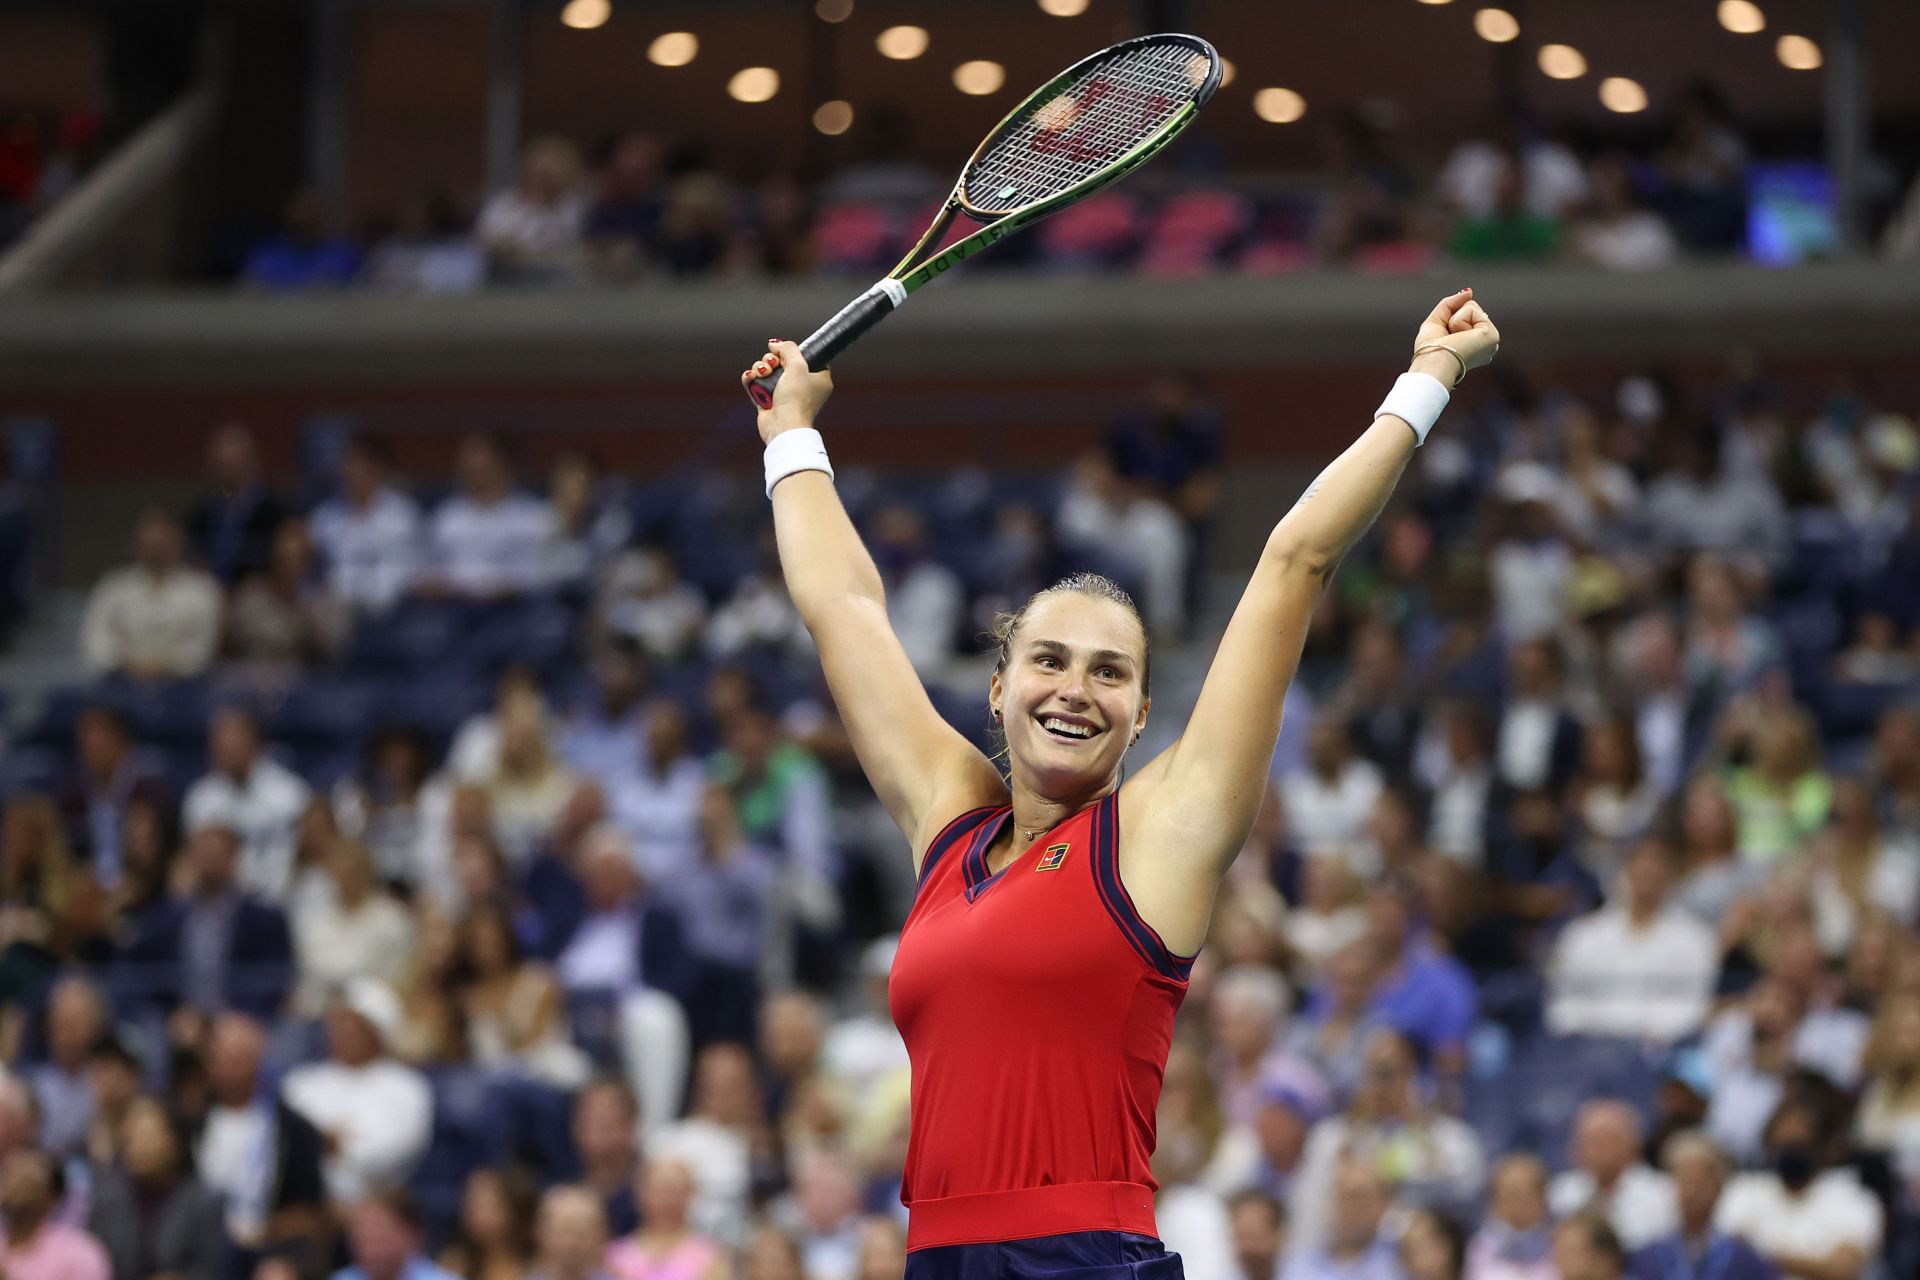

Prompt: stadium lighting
xmin=1717 ymin=1 xmax=1765 ymax=34
xmin=1537 ymin=44 xmax=1587 ymax=79
xmin=1253 ymin=87 xmax=1306 ymax=124
xmin=953 ymin=60 xmax=1006 ymax=95
xmin=728 ymin=67 xmax=781 ymax=103
xmin=1473 ymin=8 xmax=1520 ymax=43
xmin=1415 ymin=0 xmax=1454 ymax=6
xmin=1038 ymin=0 xmax=1091 ymax=15
xmin=560 ymin=0 xmax=609 ymax=31
xmin=646 ymin=32 xmax=698 ymax=67
xmin=813 ymin=100 xmax=855 ymax=135
xmin=1218 ymin=57 xmax=1236 ymax=87
xmin=814 ymin=0 xmax=854 ymax=22
xmin=1599 ymin=76 xmax=1647 ymax=113
xmin=876 ymin=25 xmax=930 ymax=60
xmin=1776 ymin=34 xmax=1821 ymax=70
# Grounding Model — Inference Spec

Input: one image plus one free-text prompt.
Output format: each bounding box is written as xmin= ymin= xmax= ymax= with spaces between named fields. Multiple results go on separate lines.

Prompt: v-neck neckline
xmin=962 ymin=802 xmax=1089 ymax=903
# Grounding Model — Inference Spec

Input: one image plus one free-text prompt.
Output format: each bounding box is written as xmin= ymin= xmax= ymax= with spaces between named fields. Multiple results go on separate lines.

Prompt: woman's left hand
xmin=1412 ymin=288 xmax=1501 ymax=385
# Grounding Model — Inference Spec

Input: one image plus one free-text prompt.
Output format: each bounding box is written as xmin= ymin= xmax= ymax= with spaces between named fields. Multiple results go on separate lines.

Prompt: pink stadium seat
xmin=811 ymin=200 xmax=902 ymax=272
xmin=1138 ymin=189 xmax=1253 ymax=278
xmin=1037 ymin=192 xmax=1143 ymax=266
xmin=1235 ymin=238 xmax=1315 ymax=275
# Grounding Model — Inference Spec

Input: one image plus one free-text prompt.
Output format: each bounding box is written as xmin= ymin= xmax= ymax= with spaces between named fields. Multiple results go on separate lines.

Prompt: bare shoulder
xmin=907 ymin=749 xmax=1010 ymax=873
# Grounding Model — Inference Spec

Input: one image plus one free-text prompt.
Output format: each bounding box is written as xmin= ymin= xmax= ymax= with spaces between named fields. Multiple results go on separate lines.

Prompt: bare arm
xmin=744 ymin=342 xmax=1005 ymax=861
xmin=1128 ymin=292 xmax=1500 ymax=897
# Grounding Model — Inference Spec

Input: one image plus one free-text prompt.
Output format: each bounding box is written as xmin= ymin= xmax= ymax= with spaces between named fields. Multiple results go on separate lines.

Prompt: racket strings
xmin=964 ymin=40 xmax=1210 ymax=215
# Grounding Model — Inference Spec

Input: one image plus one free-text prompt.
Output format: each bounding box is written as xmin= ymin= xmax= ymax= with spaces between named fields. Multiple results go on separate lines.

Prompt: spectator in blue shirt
xmin=332 ymin=1187 xmax=462 ymax=1280
xmin=1357 ymin=886 xmax=1478 ymax=1081
xmin=241 ymin=188 xmax=362 ymax=292
xmin=1628 ymin=1132 xmax=1775 ymax=1280
xmin=1280 ymin=1156 xmax=1405 ymax=1280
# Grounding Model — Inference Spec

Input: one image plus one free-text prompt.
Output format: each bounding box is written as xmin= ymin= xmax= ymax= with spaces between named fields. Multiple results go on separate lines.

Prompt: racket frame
xmin=746 ymin=33 xmax=1220 ymax=408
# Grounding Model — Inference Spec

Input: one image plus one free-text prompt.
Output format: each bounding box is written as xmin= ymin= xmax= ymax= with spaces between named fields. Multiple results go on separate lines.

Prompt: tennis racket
xmin=745 ymin=32 xmax=1222 ymax=408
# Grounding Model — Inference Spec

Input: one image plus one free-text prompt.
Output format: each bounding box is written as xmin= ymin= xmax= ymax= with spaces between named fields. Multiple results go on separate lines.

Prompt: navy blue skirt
xmin=904 ymin=1231 xmax=1185 ymax=1279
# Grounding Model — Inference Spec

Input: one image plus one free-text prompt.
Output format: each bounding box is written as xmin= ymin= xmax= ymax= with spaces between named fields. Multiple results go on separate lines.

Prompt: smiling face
xmin=989 ymin=589 xmax=1150 ymax=793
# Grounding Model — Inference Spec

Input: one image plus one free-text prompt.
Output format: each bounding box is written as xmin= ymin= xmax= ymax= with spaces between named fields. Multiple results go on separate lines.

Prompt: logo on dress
xmin=1037 ymin=843 xmax=1070 ymax=872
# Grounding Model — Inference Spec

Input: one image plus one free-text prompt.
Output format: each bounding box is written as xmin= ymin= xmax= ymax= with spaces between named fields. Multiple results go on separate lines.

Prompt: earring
xmin=991 ymin=707 xmax=1003 ymax=723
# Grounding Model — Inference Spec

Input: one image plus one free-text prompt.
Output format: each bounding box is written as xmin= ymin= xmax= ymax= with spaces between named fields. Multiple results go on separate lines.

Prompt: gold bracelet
xmin=1412 ymin=343 xmax=1467 ymax=388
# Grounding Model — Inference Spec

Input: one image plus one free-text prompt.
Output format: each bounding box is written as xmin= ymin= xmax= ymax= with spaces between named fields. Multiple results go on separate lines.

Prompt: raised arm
xmin=741 ymin=341 xmax=1005 ymax=863
xmin=1129 ymin=291 xmax=1500 ymax=882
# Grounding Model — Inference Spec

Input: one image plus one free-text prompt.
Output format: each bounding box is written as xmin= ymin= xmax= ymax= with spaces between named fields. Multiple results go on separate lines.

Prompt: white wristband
xmin=1374 ymin=371 xmax=1451 ymax=446
xmin=764 ymin=427 xmax=834 ymax=498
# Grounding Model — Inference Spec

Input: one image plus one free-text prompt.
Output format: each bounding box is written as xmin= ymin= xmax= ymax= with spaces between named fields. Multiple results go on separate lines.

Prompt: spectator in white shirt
xmin=1570 ymin=155 xmax=1680 ymax=272
xmin=1716 ymin=1095 xmax=1882 ymax=1280
xmin=428 ymin=434 xmax=551 ymax=599
xmin=182 ymin=707 xmax=312 ymax=899
xmin=1495 ymin=639 xmax=1582 ymax=795
xmin=1702 ymin=968 xmax=1869 ymax=1162
xmin=280 ymin=978 xmax=433 ymax=1202
xmin=608 ymin=700 xmax=707 ymax=885
xmin=309 ymin=436 xmax=420 ymax=614
xmin=595 ymin=547 xmax=708 ymax=665
xmin=81 ymin=509 xmax=222 ymax=681
xmin=1548 ymin=1100 xmax=1678 ymax=1251
xmin=1488 ymin=466 xmax=1574 ymax=643
xmin=291 ymin=838 xmax=414 ymax=1016
xmin=475 ymin=136 xmax=589 ymax=286
xmin=1282 ymin=722 xmax=1385 ymax=868
xmin=1547 ymin=838 xmax=1718 ymax=1043
xmin=647 ymin=1043 xmax=761 ymax=1246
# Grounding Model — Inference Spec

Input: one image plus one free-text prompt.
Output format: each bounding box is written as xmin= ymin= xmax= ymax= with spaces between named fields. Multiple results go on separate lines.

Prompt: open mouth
xmin=1037 ymin=714 xmax=1103 ymax=743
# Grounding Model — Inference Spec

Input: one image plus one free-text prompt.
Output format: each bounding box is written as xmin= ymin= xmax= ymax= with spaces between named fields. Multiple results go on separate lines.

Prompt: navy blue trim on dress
xmin=918 ymin=805 xmax=1004 ymax=892
xmin=1090 ymin=793 xmax=1196 ymax=982
xmin=962 ymin=807 xmax=1017 ymax=902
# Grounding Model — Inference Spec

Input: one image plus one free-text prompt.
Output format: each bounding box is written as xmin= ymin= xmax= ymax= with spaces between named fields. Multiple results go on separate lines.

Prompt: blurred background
xmin=1 ymin=1 xmax=1920 ymax=1279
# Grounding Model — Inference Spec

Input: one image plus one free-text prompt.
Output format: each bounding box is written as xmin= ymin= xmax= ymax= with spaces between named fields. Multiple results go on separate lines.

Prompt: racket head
xmin=956 ymin=33 xmax=1222 ymax=222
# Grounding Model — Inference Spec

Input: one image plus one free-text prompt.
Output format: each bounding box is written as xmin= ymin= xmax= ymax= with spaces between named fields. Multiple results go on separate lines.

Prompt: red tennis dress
xmin=887 ymin=791 xmax=1194 ymax=1251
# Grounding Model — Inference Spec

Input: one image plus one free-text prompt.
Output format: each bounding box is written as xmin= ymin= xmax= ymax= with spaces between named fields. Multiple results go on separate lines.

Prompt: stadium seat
xmin=1138 ymin=189 xmax=1253 ymax=278
xmin=1037 ymin=192 xmax=1144 ymax=269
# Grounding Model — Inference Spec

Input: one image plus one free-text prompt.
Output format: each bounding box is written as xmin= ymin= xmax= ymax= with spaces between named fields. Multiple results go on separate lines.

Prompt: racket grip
xmin=746 ymin=279 xmax=906 ymax=408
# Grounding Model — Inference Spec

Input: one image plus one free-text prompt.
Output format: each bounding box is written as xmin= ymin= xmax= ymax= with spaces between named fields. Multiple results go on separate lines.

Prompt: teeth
xmin=1042 ymin=717 xmax=1096 ymax=738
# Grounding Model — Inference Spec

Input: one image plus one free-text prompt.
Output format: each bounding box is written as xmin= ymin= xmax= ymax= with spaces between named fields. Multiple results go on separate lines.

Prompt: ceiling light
xmin=812 ymin=100 xmax=854 ymax=135
xmin=876 ymin=25 xmax=929 ymax=60
xmin=1776 ymin=34 xmax=1821 ymax=70
xmin=560 ymin=0 xmax=609 ymax=31
xmin=1537 ymin=44 xmax=1587 ymax=79
xmin=1598 ymin=77 xmax=1647 ymax=113
xmin=953 ymin=60 xmax=1006 ymax=95
xmin=1038 ymin=0 xmax=1090 ymax=14
xmin=1717 ymin=1 xmax=1765 ymax=34
xmin=728 ymin=67 xmax=781 ymax=103
xmin=1253 ymin=87 xmax=1306 ymax=124
xmin=814 ymin=0 xmax=854 ymax=21
xmin=1218 ymin=57 xmax=1236 ymax=87
xmin=647 ymin=32 xmax=698 ymax=67
xmin=1416 ymin=0 xmax=1454 ymax=5
xmin=1473 ymin=8 xmax=1519 ymax=42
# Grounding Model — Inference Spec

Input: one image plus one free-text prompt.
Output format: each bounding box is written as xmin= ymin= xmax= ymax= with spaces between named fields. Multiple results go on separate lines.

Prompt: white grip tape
xmin=764 ymin=427 xmax=834 ymax=498
xmin=1374 ymin=371 xmax=1451 ymax=446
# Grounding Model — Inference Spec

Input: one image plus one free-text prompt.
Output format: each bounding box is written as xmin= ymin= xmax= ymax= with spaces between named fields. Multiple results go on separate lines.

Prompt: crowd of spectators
xmin=231 ymin=85 xmax=1919 ymax=294
xmin=4 ymin=346 xmax=1920 ymax=1280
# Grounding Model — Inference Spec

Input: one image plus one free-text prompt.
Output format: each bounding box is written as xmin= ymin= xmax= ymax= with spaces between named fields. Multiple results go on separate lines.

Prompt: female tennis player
xmin=740 ymin=287 xmax=1499 ymax=1277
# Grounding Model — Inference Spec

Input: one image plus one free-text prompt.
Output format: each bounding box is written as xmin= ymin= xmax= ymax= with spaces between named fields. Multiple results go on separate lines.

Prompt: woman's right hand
xmin=742 ymin=339 xmax=833 ymax=444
